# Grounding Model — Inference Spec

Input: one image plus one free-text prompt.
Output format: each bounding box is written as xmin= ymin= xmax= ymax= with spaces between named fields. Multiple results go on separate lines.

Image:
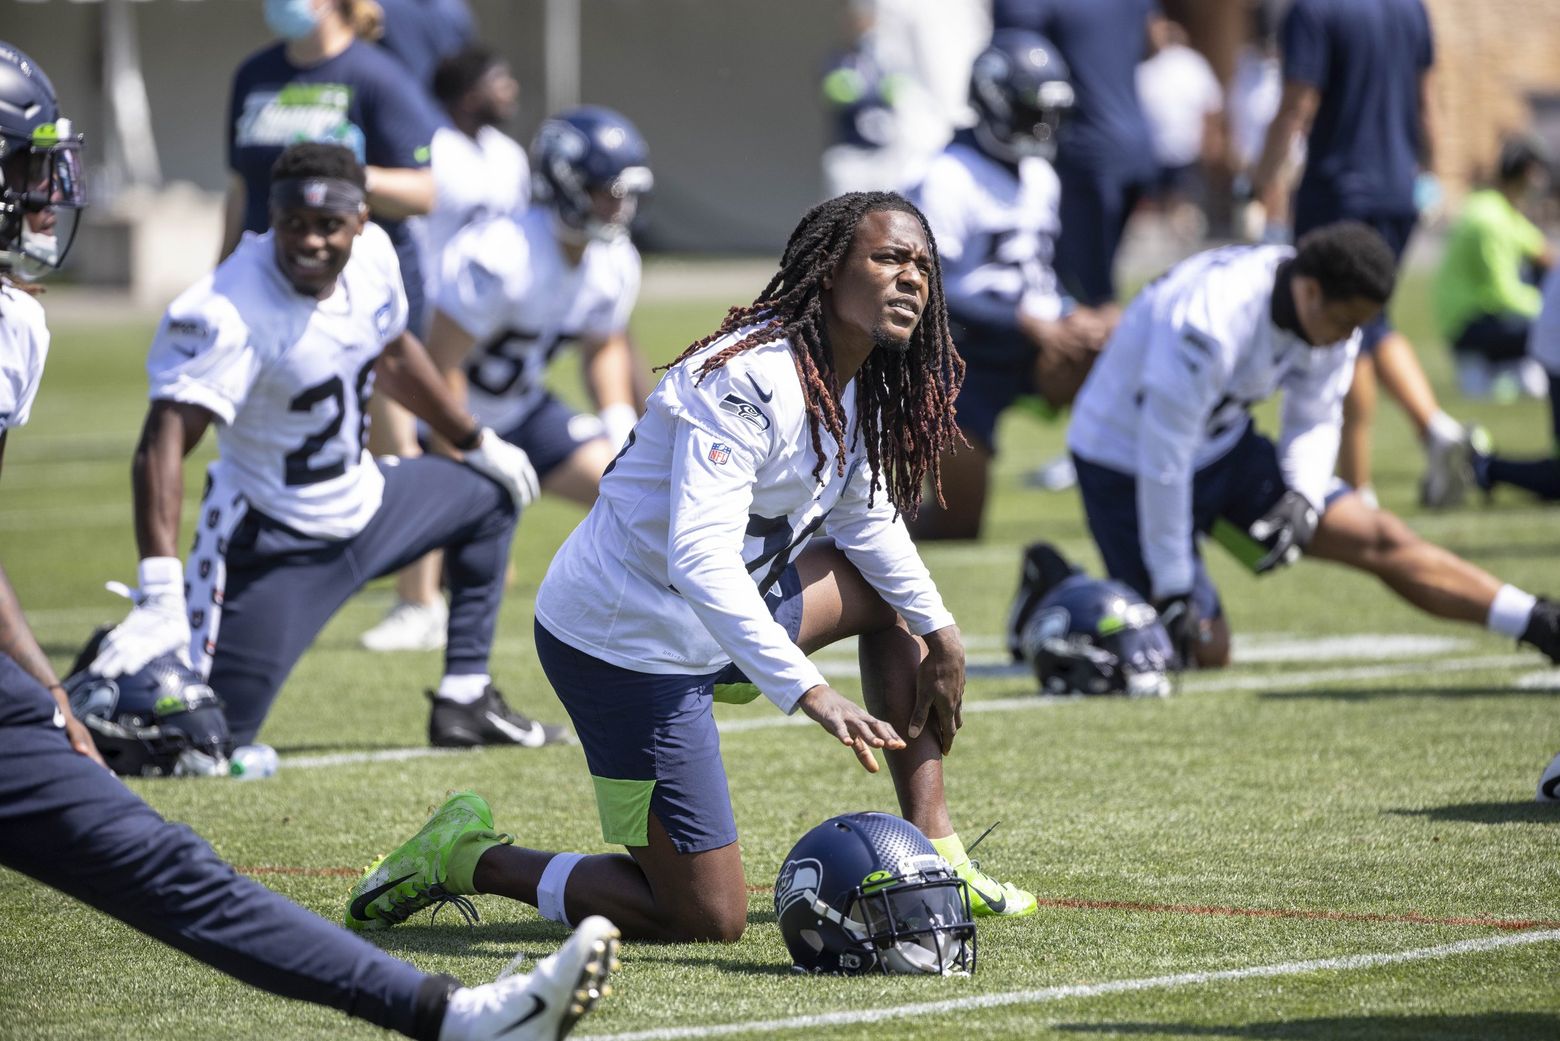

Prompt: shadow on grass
xmin=1257 ymin=686 xmax=1548 ymax=702
xmin=1386 ymin=801 xmax=1559 ymax=824
xmin=366 ymin=914 xmax=791 ymax=976
xmin=1055 ymin=1013 xmax=1560 ymax=1039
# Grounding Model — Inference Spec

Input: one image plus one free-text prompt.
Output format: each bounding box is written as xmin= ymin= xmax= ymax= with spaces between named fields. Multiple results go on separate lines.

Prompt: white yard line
xmin=281 ymin=651 xmax=1537 ymax=767
xmin=583 ymin=930 xmax=1560 ymax=1041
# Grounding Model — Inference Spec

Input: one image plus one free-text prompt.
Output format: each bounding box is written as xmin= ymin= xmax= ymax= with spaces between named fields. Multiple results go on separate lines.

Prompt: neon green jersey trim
xmin=591 ymin=776 xmax=656 ymax=847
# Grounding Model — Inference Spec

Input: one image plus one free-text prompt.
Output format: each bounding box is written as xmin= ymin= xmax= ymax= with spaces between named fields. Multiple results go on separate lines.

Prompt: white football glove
xmin=463 ymin=428 xmax=540 ymax=508
xmin=92 ymin=557 xmax=191 ymax=677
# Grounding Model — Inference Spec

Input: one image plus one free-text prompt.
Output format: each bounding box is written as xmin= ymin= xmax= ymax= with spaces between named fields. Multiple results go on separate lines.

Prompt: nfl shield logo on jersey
xmin=708 ymin=441 xmax=731 ymax=465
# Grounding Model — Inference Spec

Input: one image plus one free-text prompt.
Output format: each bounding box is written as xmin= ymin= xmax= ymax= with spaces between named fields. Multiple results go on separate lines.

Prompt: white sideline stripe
xmin=285 ymin=747 xmax=473 ymax=769
xmin=584 ymin=930 xmax=1560 ymax=1041
xmin=817 ymin=649 xmax=1529 ymax=686
xmin=279 ymin=652 xmax=1538 ymax=766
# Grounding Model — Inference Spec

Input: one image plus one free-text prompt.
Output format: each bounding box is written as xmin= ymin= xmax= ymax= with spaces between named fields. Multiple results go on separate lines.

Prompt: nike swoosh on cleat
xmin=503 ymin=995 xmax=547 ymax=1033
xmin=967 ymin=878 xmax=1006 ymax=914
xmin=349 ymin=872 xmax=417 ymax=922
xmin=486 ymin=711 xmax=543 ymax=746
xmin=1544 ymin=773 xmax=1560 ymax=801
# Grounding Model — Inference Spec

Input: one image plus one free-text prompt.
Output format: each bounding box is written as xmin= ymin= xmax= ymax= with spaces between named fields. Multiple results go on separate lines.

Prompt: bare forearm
xmin=583 ymin=334 xmax=637 ymax=411
xmin=378 ymin=333 xmax=479 ymax=446
xmin=0 ymin=563 xmax=60 ymax=688
xmin=1252 ymin=83 xmax=1318 ymax=212
xmin=365 ymin=166 xmax=435 ymax=219
xmin=132 ymin=404 xmax=207 ymax=560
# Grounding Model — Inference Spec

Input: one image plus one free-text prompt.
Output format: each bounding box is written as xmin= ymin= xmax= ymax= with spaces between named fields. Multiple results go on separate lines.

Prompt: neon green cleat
xmin=345 ymin=790 xmax=511 ymax=932
xmin=953 ymin=857 xmax=1038 ymax=918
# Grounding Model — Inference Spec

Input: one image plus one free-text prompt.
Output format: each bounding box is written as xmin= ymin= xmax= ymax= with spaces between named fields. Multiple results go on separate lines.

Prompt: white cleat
xmin=439 ymin=916 xmax=621 ymax=1041
xmin=361 ymin=599 xmax=449 ymax=652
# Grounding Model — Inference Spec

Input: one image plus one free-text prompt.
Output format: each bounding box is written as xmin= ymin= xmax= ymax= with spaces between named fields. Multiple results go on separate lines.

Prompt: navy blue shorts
xmin=535 ymin=565 xmax=804 ymax=855
xmin=1074 ymin=424 xmax=1302 ymax=620
xmin=1293 ymin=207 xmax=1417 ymax=354
xmin=498 ymin=393 xmax=604 ymax=480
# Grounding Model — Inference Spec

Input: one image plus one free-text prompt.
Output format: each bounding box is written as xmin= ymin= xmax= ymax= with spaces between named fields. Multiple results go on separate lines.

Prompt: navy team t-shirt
xmin=227 ymin=40 xmax=440 ymax=327
xmin=991 ymin=0 xmax=1159 ymax=173
xmin=1282 ymin=0 xmax=1434 ymax=219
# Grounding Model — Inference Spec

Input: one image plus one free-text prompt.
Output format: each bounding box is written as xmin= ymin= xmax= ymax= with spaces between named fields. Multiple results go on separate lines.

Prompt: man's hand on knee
xmin=912 ymin=625 xmax=965 ymax=754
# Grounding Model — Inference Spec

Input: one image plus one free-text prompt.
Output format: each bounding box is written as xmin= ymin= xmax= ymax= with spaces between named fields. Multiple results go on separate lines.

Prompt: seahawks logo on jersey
xmin=720 ymin=394 xmax=770 ymax=431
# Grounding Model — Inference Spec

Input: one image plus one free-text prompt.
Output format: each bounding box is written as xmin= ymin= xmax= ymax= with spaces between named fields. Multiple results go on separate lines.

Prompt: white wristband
xmin=138 ymin=556 xmax=184 ymax=598
xmin=599 ymin=403 xmax=638 ymax=450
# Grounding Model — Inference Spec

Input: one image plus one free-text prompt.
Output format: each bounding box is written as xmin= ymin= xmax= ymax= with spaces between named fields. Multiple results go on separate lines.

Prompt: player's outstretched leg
xmin=791 ymin=542 xmax=1037 ymax=917
xmin=0 ymin=667 xmax=616 ymax=1041
xmin=1306 ymin=492 xmax=1560 ymax=661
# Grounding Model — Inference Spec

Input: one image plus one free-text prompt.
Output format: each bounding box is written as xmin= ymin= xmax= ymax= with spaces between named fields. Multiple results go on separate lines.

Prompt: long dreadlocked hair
xmin=661 ymin=191 xmax=965 ymax=517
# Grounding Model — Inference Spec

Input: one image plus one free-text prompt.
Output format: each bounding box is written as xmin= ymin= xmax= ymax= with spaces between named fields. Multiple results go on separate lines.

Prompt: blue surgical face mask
xmin=265 ymin=0 xmax=322 ymax=41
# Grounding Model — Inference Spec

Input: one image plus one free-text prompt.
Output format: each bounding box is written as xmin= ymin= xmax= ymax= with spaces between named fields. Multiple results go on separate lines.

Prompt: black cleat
xmin=1005 ymin=541 xmax=1081 ymax=662
xmin=1519 ymin=598 xmax=1560 ymax=664
xmin=428 ymin=686 xmax=571 ymax=748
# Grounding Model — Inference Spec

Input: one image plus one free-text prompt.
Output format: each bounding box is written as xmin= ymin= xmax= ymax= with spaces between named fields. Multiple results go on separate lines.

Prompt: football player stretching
xmin=349 ymin=192 xmax=1038 ymax=944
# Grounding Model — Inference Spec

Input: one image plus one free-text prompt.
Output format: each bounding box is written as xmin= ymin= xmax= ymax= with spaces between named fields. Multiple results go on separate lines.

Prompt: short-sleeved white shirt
xmin=418 ymin=124 xmax=530 ymax=302
xmin=146 ymin=223 xmax=409 ymax=539
xmin=436 ymin=207 xmax=640 ymax=433
xmin=0 ymin=285 xmax=49 ymax=435
xmin=910 ymin=141 xmax=1065 ymax=324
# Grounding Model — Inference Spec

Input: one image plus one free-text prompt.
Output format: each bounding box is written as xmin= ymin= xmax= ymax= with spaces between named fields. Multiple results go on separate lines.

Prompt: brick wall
xmin=1425 ymin=0 xmax=1560 ymax=195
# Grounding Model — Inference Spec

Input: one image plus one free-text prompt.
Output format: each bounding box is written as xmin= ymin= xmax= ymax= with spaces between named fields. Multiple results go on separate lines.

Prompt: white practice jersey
xmin=909 ymin=140 xmax=1065 ymax=326
xmin=419 ymin=124 xmax=530 ymax=302
xmin=436 ymin=207 xmax=639 ymax=433
xmin=536 ymin=328 xmax=955 ymax=713
xmin=0 ymin=285 xmax=49 ymax=434
xmin=146 ymin=223 xmax=409 ymax=539
xmin=1068 ymin=245 xmax=1358 ymax=598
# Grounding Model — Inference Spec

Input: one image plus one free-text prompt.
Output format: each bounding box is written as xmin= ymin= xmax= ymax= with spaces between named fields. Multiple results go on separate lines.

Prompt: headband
xmin=269 ymin=176 xmax=365 ymax=214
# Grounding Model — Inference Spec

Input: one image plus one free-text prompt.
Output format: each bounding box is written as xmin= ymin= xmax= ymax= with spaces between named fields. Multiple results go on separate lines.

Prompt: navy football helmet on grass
xmin=63 ymin=629 xmax=234 ymax=777
xmin=775 ymin=811 xmax=976 ymax=975
xmin=530 ymin=105 xmax=652 ymax=243
xmin=969 ymin=29 xmax=1074 ymax=164
xmin=0 ymin=41 xmax=85 ymax=279
xmin=1007 ymin=543 xmax=1174 ymax=697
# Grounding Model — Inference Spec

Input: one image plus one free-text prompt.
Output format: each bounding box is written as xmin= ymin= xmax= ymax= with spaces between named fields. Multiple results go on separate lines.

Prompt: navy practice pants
xmin=0 ymin=656 xmax=445 ymax=1038
xmin=208 ymin=455 xmax=518 ymax=743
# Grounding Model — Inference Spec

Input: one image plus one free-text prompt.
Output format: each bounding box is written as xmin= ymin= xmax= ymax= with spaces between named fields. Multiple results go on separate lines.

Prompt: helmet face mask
xmin=0 ymin=43 xmax=87 ymax=279
xmin=777 ymin=812 xmax=977 ymax=976
xmin=531 ymin=106 xmax=652 ymax=244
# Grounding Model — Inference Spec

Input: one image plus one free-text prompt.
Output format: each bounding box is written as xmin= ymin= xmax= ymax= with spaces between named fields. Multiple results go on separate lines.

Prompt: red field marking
xmin=239 ymin=865 xmax=361 ymax=879
xmin=741 ymin=883 xmax=1557 ymax=930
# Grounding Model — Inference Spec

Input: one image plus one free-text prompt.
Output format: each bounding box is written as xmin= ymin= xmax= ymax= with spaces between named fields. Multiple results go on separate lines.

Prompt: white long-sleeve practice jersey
xmin=1068 ymin=244 xmax=1358 ymax=598
xmin=536 ymin=328 xmax=955 ymax=713
xmin=0 ymin=285 xmax=49 ymax=435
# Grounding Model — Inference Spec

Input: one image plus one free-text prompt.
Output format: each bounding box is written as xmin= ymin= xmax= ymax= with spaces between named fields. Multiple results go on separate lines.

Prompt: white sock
xmin=1426 ymin=409 xmax=1465 ymax=449
xmin=537 ymin=852 xmax=584 ymax=926
xmin=1487 ymin=584 xmax=1538 ymax=638
xmin=436 ymin=673 xmax=490 ymax=704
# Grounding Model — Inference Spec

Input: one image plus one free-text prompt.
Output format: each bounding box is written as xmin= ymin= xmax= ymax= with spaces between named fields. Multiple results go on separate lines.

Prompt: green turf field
xmin=1 ymin=269 xmax=1557 ymax=1040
